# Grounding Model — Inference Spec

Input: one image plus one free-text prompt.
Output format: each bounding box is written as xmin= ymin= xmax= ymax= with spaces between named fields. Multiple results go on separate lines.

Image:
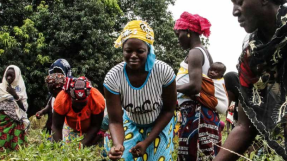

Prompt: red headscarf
xmin=69 ymin=76 xmax=92 ymax=102
xmin=174 ymin=12 xmax=211 ymax=37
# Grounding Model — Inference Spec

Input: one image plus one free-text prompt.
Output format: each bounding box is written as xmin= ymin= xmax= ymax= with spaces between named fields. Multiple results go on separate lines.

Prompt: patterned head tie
xmin=174 ymin=12 xmax=211 ymax=37
xmin=114 ymin=20 xmax=156 ymax=72
xmin=45 ymin=73 xmax=66 ymax=89
xmin=114 ymin=20 xmax=155 ymax=48
xmin=69 ymin=76 xmax=92 ymax=102
xmin=49 ymin=59 xmax=72 ymax=77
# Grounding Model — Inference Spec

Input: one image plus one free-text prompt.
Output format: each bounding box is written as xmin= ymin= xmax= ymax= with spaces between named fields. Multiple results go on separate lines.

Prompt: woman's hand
xmin=129 ymin=141 xmax=148 ymax=158
xmin=6 ymin=85 xmax=18 ymax=99
xmin=228 ymin=106 xmax=235 ymax=112
xmin=109 ymin=144 xmax=124 ymax=160
xmin=36 ymin=111 xmax=43 ymax=119
xmin=81 ymin=113 xmax=103 ymax=147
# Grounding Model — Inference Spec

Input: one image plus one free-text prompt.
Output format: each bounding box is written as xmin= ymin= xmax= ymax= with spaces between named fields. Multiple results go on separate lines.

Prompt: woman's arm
xmin=143 ymin=80 xmax=176 ymax=145
xmin=6 ymin=85 xmax=25 ymax=111
xmin=177 ymin=49 xmax=203 ymax=95
xmin=52 ymin=111 xmax=65 ymax=142
xmin=81 ymin=112 xmax=104 ymax=146
xmin=15 ymin=98 xmax=25 ymax=111
xmin=36 ymin=98 xmax=52 ymax=119
xmin=214 ymin=102 xmax=258 ymax=161
xmin=104 ymin=88 xmax=125 ymax=160
xmin=130 ymin=81 xmax=177 ymax=157
xmin=41 ymin=98 xmax=53 ymax=114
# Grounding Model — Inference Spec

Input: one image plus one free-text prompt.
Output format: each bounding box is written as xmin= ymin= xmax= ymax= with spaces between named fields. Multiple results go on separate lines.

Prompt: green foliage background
xmin=0 ymin=0 xmax=185 ymax=116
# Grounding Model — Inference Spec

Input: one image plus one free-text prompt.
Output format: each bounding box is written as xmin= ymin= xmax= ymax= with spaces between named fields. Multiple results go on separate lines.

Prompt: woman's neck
xmin=189 ymin=36 xmax=202 ymax=49
xmin=257 ymin=5 xmax=279 ymax=43
xmin=190 ymin=42 xmax=202 ymax=49
xmin=258 ymin=23 xmax=277 ymax=43
xmin=126 ymin=65 xmax=147 ymax=75
xmin=72 ymin=106 xmax=83 ymax=113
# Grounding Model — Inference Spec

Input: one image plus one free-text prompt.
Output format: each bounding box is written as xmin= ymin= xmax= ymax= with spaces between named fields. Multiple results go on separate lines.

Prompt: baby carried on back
xmin=177 ymin=62 xmax=228 ymax=114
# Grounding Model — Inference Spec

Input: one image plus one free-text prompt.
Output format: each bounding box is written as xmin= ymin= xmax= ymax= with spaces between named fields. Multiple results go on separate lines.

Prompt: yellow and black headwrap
xmin=115 ymin=20 xmax=156 ymax=72
xmin=114 ymin=20 xmax=155 ymax=48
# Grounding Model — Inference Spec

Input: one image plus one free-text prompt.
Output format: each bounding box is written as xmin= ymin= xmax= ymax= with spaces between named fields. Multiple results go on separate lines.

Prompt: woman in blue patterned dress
xmin=104 ymin=20 xmax=177 ymax=161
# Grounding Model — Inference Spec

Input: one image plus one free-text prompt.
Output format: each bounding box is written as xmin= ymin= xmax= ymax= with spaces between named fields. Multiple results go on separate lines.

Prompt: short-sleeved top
xmin=104 ymin=60 xmax=176 ymax=125
xmin=54 ymin=88 xmax=105 ymax=133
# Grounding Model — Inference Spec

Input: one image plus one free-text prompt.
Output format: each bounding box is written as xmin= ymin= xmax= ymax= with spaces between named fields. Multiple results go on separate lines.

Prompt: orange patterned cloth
xmin=53 ymin=88 xmax=105 ymax=133
xmin=196 ymin=75 xmax=228 ymax=114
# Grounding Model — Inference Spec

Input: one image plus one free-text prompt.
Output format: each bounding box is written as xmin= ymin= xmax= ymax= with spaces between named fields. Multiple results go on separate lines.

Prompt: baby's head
xmin=207 ymin=62 xmax=226 ymax=79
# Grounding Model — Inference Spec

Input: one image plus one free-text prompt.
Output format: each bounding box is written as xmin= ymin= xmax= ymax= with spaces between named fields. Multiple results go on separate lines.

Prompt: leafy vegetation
xmin=219 ymin=115 xmax=284 ymax=161
xmin=0 ymin=116 xmax=178 ymax=161
xmin=1 ymin=115 xmax=282 ymax=161
xmin=1 ymin=116 xmax=109 ymax=161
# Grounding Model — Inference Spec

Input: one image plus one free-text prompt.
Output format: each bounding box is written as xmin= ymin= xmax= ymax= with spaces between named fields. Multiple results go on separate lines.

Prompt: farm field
xmin=0 ymin=115 xmax=283 ymax=161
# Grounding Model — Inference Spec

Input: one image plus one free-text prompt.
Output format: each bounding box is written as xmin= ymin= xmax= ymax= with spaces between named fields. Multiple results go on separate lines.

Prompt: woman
xmin=174 ymin=12 xmax=219 ymax=161
xmin=223 ymin=72 xmax=240 ymax=134
xmin=49 ymin=58 xmax=72 ymax=77
xmin=223 ymin=72 xmax=239 ymax=119
xmin=0 ymin=65 xmax=28 ymax=152
xmin=36 ymin=73 xmax=66 ymax=136
xmin=52 ymin=76 xmax=105 ymax=146
xmin=104 ymin=20 xmax=177 ymax=161
xmin=215 ymin=0 xmax=287 ymax=160
xmin=36 ymin=58 xmax=72 ymax=133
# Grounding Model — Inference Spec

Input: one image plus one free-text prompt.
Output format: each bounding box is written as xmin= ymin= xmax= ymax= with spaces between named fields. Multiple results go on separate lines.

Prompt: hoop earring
xmin=187 ymin=34 xmax=190 ymax=38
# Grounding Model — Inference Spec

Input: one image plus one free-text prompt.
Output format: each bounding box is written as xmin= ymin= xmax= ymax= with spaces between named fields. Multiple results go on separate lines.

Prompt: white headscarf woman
xmin=0 ymin=65 xmax=29 ymax=129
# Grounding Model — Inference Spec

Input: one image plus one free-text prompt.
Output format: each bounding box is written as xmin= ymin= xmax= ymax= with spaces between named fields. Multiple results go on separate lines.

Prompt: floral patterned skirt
xmin=0 ymin=111 xmax=27 ymax=152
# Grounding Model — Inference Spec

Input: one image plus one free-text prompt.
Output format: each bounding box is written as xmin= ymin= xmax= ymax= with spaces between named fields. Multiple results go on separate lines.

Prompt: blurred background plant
xmin=0 ymin=0 xmax=184 ymax=117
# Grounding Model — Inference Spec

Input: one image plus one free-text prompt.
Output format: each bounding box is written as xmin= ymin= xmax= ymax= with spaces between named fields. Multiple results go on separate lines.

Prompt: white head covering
xmin=0 ymin=65 xmax=28 ymax=110
xmin=0 ymin=65 xmax=29 ymax=130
